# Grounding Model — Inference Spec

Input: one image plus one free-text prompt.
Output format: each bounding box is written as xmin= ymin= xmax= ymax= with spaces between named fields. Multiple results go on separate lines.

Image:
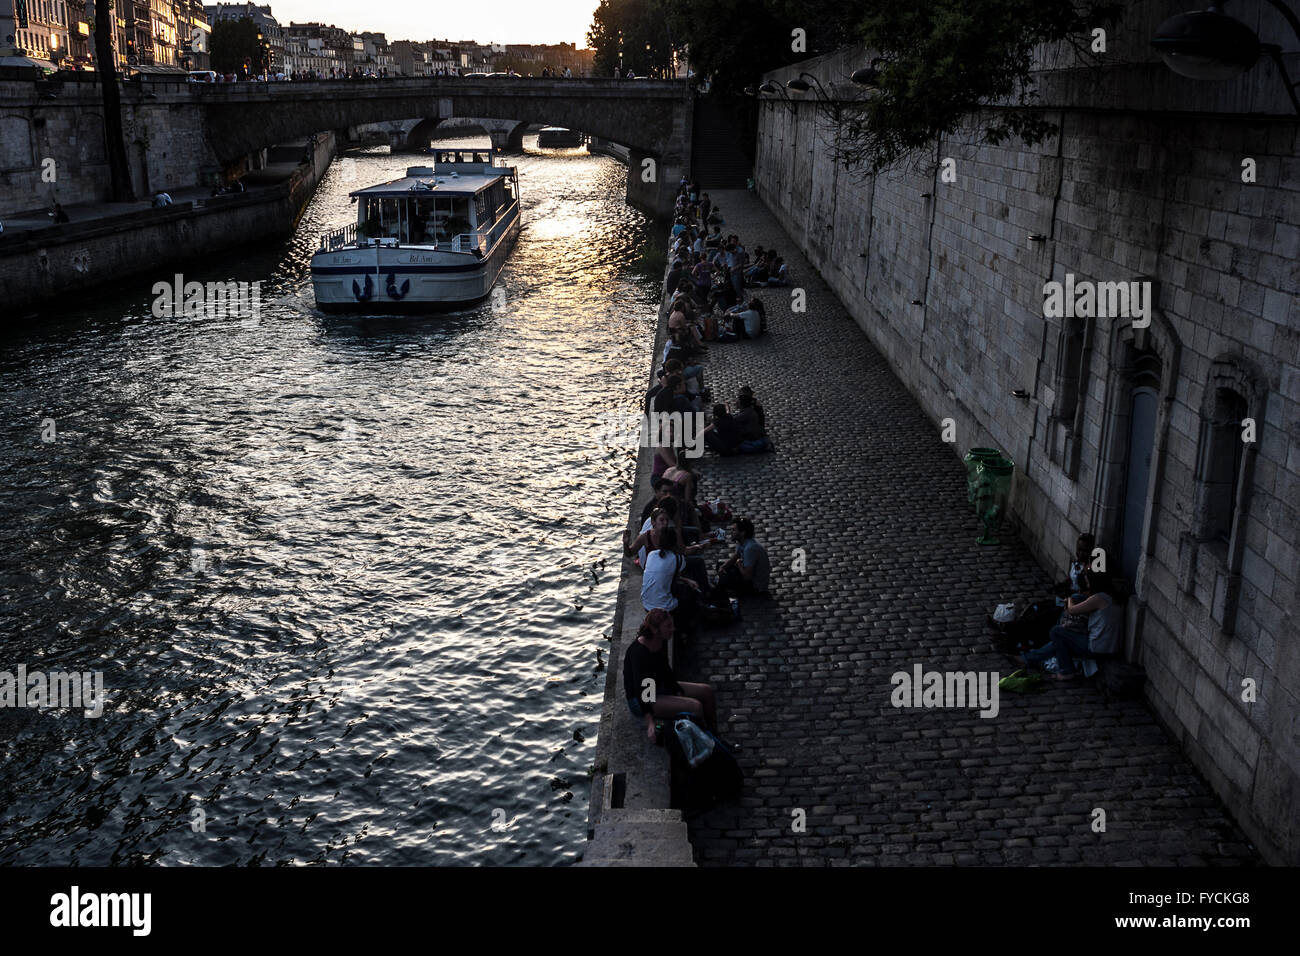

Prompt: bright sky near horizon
xmin=259 ymin=0 xmax=601 ymax=47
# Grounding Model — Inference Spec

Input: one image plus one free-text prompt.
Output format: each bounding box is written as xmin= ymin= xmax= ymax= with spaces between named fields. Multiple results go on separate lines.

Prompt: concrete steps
xmin=576 ymin=809 xmax=696 ymax=867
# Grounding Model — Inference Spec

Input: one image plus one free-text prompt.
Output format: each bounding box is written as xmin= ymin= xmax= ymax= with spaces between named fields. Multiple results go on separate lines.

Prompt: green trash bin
xmin=972 ymin=456 xmax=1014 ymax=545
xmin=963 ymin=447 xmax=1004 ymax=504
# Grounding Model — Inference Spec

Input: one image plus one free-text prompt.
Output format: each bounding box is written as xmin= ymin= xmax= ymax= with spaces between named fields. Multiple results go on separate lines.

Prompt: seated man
xmin=731 ymin=392 xmax=772 ymax=452
xmin=624 ymin=609 xmax=720 ymax=742
xmin=764 ymin=256 xmax=791 ymax=287
xmin=639 ymin=477 xmax=676 ymax=525
xmin=726 ymin=298 xmax=763 ymax=339
xmin=665 ymin=258 xmax=685 ymax=296
xmin=653 ymin=373 xmax=696 ymax=417
xmin=703 ymin=403 xmax=741 ymax=455
xmin=716 ymin=518 xmax=770 ymax=597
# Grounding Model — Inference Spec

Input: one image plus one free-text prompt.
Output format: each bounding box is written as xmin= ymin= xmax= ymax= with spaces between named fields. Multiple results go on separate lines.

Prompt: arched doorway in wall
xmin=1090 ymin=315 xmax=1181 ymax=661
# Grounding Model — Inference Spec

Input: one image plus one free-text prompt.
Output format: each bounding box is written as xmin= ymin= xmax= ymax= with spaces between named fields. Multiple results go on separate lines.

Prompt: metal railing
xmin=319 ymin=222 xmax=356 ymax=251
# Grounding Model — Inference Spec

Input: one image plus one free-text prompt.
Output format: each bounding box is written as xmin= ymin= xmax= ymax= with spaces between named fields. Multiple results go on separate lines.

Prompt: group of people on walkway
xmin=620 ymin=178 xmax=785 ymax=744
xmin=994 ymin=532 xmax=1124 ymax=680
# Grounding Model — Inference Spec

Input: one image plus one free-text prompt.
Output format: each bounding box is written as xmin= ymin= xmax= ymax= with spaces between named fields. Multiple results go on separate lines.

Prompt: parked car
xmin=187 ymin=70 xmax=218 ymax=83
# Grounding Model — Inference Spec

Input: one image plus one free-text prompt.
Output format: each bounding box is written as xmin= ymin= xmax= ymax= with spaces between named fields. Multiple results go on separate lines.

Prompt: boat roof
xmin=349 ymin=165 xmax=515 ymax=199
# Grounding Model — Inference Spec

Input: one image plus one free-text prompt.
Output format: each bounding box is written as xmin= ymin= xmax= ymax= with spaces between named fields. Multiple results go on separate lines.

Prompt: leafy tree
xmin=210 ymin=18 xmax=269 ymax=76
xmin=644 ymin=0 xmax=1123 ymax=171
xmin=587 ymin=0 xmax=676 ymax=77
xmin=665 ymin=0 xmax=858 ymax=92
xmin=842 ymin=0 xmax=1123 ymax=171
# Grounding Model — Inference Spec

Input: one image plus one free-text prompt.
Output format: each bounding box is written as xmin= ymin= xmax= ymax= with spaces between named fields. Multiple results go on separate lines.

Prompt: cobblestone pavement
xmin=678 ymin=190 xmax=1259 ymax=866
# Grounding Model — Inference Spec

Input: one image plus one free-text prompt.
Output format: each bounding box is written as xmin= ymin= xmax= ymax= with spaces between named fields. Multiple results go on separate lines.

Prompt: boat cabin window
xmin=358 ymin=194 xmax=472 ymax=244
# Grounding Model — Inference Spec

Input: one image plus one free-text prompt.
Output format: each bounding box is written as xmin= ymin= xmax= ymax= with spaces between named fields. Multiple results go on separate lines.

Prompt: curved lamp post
xmin=1151 ymin=1 xmax=1300 ymax=112
xmin=757 ymin=80 xmax=796 ymax=113
xmin=786 ymin=70 xmax=839 ymax=119
xmin=850 ymin=57 xmax=888 ymax=88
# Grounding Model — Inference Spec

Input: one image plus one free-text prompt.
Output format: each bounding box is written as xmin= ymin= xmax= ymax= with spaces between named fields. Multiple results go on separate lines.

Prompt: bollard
xmin=963 ymin=447 xmax=1004 ymax=504
xmin=973 ymin=456 xmax=1015 ymax=545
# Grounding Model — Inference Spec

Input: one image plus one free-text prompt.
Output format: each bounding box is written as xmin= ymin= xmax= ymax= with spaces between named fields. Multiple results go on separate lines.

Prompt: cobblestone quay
xmin=681 ymin=190 xmax=1258 ymax=866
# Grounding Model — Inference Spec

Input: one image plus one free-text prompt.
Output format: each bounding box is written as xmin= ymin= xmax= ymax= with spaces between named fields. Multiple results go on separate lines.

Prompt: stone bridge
xmin=0 ymin=75 xmax=692 ymax=216
xmin=351 ymin=117 xmax=541 ymax=152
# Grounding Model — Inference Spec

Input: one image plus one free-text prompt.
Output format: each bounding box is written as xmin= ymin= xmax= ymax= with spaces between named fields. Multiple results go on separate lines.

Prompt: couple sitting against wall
xmin=704 ymin=386 xmax=773 ymax=455
xmin=1005 ymin=533 xmax=1123 ymax=680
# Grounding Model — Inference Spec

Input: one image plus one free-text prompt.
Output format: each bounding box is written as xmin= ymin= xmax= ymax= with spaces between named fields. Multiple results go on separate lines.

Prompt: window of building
xmin=1198 ymin=388 xmax=1248 ymax=547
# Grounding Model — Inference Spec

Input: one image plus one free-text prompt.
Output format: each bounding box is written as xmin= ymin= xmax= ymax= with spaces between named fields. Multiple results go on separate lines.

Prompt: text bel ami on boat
xmin=310 ymin=149 xmax=522 ymax=313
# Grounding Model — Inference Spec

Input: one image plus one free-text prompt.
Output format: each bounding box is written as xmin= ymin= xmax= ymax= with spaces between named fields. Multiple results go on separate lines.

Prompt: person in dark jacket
xmin=704 ymin=403 xmax=741 ymax=455
xmin=623 ymin=609 xmax=718 ymax=741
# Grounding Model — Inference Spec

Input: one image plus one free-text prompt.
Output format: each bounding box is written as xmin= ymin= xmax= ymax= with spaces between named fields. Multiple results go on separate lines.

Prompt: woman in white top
xmin=642 ymin=527 xmax=687 ymax=613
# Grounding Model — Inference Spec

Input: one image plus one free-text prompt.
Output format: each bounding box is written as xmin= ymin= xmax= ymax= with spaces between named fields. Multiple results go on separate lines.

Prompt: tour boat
xmin=536 ymin=127 xmax=584 ymax=148
xmin=310 ymin=149 xmax=521 ymax=312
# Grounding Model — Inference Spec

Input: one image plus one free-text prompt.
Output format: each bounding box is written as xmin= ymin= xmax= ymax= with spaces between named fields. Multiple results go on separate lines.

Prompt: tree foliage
xmin=210 ymin=18 xmax=268 ymax=76
xmin=842 ymin=0 xmax=1124 ymax=171
xmin=587 ymin=0 xmax=676 ymax=77
xmin=600 ymin=0 xmax=1123 ymax=171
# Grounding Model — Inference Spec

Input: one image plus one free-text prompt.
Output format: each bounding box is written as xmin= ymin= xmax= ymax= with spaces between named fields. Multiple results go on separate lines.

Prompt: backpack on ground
xmin=665 ymin=712 xmax=743 ymax=811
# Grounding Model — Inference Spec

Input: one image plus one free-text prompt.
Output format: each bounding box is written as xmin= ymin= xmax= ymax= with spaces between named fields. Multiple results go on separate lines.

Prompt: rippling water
xmin=0 ymin=137 xmax=662 ymax=865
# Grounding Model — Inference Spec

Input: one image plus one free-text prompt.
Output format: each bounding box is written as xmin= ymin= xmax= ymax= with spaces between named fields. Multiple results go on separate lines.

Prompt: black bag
xmin=666 ymin=712 xmax=743 ymax=811
xmin=1097 ymin=659 xmax=1146 ymax=701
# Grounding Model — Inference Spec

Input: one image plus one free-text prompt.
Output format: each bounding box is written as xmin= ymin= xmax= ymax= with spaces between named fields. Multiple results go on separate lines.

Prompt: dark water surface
xmin=0 ymin=138 xmax=660 ymax=864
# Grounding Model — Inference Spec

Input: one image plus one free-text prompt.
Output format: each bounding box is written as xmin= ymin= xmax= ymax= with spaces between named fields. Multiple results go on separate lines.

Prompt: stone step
xmin=576 ymin=820 xmax=696 ymax=867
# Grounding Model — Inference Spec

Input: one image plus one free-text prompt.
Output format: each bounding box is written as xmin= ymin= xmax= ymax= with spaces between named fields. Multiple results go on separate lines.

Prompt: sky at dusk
xmin=258 ymin=0 xmax=602 ymax=47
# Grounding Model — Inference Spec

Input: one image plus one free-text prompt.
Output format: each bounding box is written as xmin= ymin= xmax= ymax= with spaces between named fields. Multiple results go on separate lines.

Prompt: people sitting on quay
xmin=640 ymin=527 xmax=707 ymax=637
xmin=992 ymin=531 xmax=1096 ymax=653
xmin=1017 ymin=570 xmax=1122 ymax=679
xmin=624 ymin=609 xmax=720 ymax=742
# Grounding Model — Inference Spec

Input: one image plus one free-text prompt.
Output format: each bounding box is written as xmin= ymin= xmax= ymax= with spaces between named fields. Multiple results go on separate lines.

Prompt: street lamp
xmin=850 ymin=57 xmax=888 ymax=88
xmin=1151 ymin=0 xmax=1300 ymax=112
xmin=757 ymin=80 xmax=795 ymax=113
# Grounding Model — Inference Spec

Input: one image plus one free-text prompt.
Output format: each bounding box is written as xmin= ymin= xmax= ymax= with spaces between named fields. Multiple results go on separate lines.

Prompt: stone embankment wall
xmin=755 ymin=3 xmax=1298 ymax=864
xmin=1 ymin=130 xmax=335 ymax=314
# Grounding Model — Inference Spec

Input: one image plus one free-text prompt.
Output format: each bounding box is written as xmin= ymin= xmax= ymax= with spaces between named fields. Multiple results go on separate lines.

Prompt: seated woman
xmin=650 ymin=443 xmax=677 ymax=489
xmin=994 ymin=532 xmax=1096 ymax=650
xmin=662 ymin=453 xmax=699 ymax=508
xmin=1020 ymin=571 xmax=1122 ymax=679
xmin=623 ymin=609 xmax=719 ymax=742
xmin=640 ymin=527 xmax=703 ymax=636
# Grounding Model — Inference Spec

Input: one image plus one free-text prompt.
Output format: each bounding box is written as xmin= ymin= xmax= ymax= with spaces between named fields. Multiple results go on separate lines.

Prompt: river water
xmin=0 ymin=137 xmax=661 ymax=865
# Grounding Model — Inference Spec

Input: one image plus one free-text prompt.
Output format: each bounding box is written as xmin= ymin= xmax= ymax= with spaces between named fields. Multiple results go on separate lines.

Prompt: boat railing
xmin=450 ymin=232 xmax=483 ymax=253
xmin=319 ymin=223 xmax=357 ymax=251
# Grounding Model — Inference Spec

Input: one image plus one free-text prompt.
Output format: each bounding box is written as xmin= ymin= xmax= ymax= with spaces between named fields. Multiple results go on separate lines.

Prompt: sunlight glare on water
xmin=0 ymin=136 xmax=662 ymax=865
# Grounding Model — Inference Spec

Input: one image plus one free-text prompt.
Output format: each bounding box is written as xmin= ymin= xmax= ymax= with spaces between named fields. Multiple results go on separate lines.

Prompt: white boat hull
xmin=310 ymin=218 xmax=521 ymax=313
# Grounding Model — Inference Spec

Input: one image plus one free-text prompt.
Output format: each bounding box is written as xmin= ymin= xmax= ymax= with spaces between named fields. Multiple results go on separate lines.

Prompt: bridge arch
xmin=196 ymin=77 xmax=692 ymax=214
